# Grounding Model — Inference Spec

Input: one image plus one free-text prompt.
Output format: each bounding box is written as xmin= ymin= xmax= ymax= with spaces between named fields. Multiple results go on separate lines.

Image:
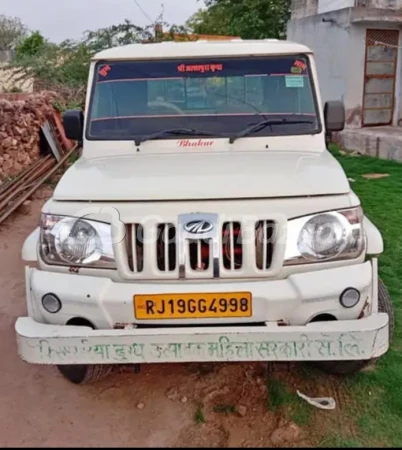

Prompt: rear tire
xmin=57 ymin=364 xmax=113 ymax=385
xmin=311 ymin=278 xmax=394 ymax=376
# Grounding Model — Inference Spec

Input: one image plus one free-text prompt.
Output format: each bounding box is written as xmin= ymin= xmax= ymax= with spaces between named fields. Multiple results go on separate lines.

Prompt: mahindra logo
xmin=184 ymin=220 xmax=213 ymax=234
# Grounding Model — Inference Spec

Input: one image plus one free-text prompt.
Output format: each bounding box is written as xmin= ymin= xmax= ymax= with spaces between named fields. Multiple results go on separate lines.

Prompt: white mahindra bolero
xmin=15 ymin=39 xmax=393 ymax=384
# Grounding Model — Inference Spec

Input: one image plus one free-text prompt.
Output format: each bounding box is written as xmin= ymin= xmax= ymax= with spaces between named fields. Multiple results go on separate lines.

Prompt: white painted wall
xmin=344 ymin=23 xmax=366 ymax=127
xmin=288 ymin=10 xmax=402 ymax=128
xmin=287 ymin=9 xmax=351 ymax=107
xmin=318 ymin=0 xmax=355 ymax=14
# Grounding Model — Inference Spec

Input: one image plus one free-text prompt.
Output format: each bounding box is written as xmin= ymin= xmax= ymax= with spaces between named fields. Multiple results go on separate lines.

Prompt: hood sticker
xmin=178 ymin=139 xmax=214 ymax=147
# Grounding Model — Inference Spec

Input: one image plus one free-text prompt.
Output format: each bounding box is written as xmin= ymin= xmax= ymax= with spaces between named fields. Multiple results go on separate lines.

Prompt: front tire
xmin=311 ymin=278 xmax=394 ymax=376
xmin=57 ymin=364 xmax=113 ymax=385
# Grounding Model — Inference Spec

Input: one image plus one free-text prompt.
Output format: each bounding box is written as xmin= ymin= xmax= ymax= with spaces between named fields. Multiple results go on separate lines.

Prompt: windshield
xmin=87 ymin=55 xmax=321 ymax=141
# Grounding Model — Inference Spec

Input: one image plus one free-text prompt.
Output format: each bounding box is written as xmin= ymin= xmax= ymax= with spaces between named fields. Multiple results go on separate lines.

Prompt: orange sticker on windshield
xmin=177 ymin=64 xmax=223 ymax=73
xmin=99 ymin=65 xmax=111 ymax=77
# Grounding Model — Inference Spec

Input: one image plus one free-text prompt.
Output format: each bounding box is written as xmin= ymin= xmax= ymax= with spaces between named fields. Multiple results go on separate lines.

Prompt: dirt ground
xmin=0 ymin=187 xmax=318 ymax=448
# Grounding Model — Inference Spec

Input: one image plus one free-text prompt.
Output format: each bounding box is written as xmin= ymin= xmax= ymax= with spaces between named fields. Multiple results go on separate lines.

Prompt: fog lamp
xmin=340 ymin=288 xmax=360 ymax=308
xmin=42 ymin=293 xmax=62 ymax=314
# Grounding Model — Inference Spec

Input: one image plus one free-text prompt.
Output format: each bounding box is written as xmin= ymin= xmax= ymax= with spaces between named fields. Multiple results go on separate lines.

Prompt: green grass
xmin=268 ymin=378 xmax=294 ymax=411
xmin=68 ymin=152 xmax=80 ymax=165
xmin=318 ymin=144 xmax=402 ymax=447
xmin=319 ymin=433 xmax=367 ymax=448
xmin=267 ymin=378 xmax=313 ymax=426
xmin=194 ymin=405 xmax=206 ymax=424
xmin=212 ymin=403 xmax=236 ymax=414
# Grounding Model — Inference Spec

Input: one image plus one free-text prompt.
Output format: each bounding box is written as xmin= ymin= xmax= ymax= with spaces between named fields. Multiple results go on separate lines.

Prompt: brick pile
xmin=0 ymin=92 xmax=59 ymax=179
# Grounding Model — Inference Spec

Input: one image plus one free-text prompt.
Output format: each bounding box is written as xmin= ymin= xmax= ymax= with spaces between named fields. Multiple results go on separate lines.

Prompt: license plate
xmin=134 ymin=292 xmax=252 ymax=320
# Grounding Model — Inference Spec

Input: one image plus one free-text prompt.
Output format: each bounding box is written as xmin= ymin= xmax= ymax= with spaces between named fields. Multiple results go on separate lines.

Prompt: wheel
xmin=310 ymin=278 xmax=394 ymax=376
xmin=57 ymin=364 xmax=113 ymax=385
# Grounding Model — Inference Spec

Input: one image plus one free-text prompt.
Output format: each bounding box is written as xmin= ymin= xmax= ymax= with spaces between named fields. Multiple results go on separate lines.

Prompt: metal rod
xmin=0 ymin=158 xmax=54 ymax=212
xmin=0 ymin=145 xmax=78 ymax=225
xmin=0 ymin=156 xmax=51 ymax=201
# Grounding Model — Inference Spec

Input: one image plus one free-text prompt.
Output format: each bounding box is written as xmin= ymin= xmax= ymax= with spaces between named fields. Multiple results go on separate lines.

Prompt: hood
xmin=53 ymin=150 xmax=350 ymax=202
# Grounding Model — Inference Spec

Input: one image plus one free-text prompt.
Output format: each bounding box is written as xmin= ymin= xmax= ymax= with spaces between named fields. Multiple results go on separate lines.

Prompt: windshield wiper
xmin=135 ymin=128 xmax=226 ymax=146
xmin=229 ymin=118 xmax=315 ymax=144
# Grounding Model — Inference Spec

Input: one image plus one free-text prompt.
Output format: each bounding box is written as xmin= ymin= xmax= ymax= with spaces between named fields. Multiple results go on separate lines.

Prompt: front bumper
xmin=25 ymin=261 xmax=375 ymax=328
xmin=16 ymin=314 xmax=389 ymax=365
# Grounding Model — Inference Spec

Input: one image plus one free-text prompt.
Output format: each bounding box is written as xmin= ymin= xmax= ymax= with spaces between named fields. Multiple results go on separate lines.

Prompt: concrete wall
xmin=356 ymin=0 xmax=402 ymax=8
xmin=287 ymin=9 xmax=352 ymax=107
xmin=343 ymin=23 xmax=366 ymax=127
xmin=291 ymin=0 xmax=319 ymax=18
xmin=288 ymin=11 xmax=402 ymax=128
xmin=346 ymin=21 xmax=402 ymax=127
xmin=0 ymin=50 xmax=14 ymax=64
xmin=318 ymin=0 xmax=355 ymax=14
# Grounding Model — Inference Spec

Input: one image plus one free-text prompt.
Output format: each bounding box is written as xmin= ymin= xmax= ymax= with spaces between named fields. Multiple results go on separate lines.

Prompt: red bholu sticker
xmin=99 ymin=65 xmax=111 ymax=77
xmin=294 ymin=60 xmax=307 ymax=71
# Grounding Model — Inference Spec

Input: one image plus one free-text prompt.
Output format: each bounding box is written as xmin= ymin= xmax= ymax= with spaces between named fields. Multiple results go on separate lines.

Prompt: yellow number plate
xmin=134 ymin=292 xmax=252 ymax=320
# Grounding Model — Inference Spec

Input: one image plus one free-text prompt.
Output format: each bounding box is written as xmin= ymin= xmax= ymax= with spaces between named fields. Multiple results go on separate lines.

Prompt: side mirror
xmin=324 ymin=101 xmax=345 ymax=132
xmin=63 ymin=109 xmax=84 ymax=141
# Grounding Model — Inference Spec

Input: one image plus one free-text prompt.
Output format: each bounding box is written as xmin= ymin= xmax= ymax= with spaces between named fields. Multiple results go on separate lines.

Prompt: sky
xmin=2 ymin=0 xmax=204 ymax=43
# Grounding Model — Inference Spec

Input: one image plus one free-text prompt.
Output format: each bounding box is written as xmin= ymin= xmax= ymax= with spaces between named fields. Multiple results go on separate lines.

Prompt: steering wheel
xmin=148 ymin=100 xmax=186 ymax=115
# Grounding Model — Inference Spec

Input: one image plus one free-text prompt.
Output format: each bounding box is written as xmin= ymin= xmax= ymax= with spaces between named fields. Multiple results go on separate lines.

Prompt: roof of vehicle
xmin=92 ymin=39 xmax=313 ymax=61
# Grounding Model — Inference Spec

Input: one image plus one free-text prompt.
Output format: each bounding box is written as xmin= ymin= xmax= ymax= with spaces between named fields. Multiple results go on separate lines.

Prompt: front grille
xmin=156 ymin=223 xmax=176 ymax=272
xmin=255 ymin=220 xmax=275 ymax=270
xmin=189 ymin=240 xmax=211 ymax=271
xmin=125 ymin=224 xmax=144 ymax=273
xmin=222 ymin=222 xmax=243 ymax=270
xmin=123 ymin=216 xmax=278 ymax=280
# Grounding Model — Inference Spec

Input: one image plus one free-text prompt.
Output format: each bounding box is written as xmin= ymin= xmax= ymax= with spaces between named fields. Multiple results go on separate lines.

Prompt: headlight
xmin=285 ymin=207 xmax=365 ymax=265
xmin=40 ymin=214 xmax=116 ymax=269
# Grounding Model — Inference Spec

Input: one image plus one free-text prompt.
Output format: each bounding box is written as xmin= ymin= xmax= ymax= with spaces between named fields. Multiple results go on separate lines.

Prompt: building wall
xmin=356 ymin=0 xmax=402 ymax=8
xmin=291 ymin=0 xmax=319 ymax=18
xmin=318 ymin=0 xmax=355 ymax=14
xmin=288 ymin=9 xmax=402 ymax=128
xmin=345 ymin=21 xmax=402 ymax=127
xmin=287 ymin=9 xmax=352 ymax=108
xmin=343 ymin=23 xmax=366 ymax=127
